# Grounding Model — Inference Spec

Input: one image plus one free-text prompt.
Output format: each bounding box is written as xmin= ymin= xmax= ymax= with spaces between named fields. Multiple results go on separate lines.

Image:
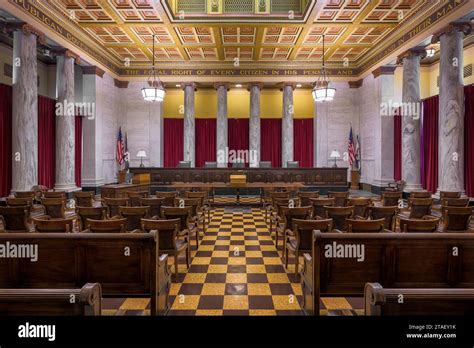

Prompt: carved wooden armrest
xmin=332 ymin=229 xmax=344 ymax=233
xmin=383 ymin=228 xmax=395 ymax=233
xmin=285 ymin=229 xmax=295 ymax=237
xmin=354 ymin=215 xmax=367 ymax=220
xmin=178 ymin=229 xmax=189 ymax=238
xmin=78 ymin=228 xmax=91 ymax=233
xmin=129 ymin=229 xmax=143 ymax=234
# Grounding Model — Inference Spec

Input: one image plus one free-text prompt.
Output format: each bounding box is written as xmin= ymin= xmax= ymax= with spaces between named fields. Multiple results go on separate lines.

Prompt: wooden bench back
xmin=0 ymin=283 xmax=102 ymax=316
xmin=365 ymin=282 xmax=474 ymax=315
xmin=302 ymin=231 xmax=474 ymax=315
xmin=0 ymin=232 xmax=170 ymax=315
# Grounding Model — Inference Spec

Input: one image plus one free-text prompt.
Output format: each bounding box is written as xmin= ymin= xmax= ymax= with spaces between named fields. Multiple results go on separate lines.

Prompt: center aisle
xmin=168 ymin=206 xmax=304 ymax=315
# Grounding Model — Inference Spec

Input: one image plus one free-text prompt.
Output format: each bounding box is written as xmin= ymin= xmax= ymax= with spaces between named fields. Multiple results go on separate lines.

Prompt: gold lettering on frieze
xmin=283 ymin=70 xmax=297 ymax=75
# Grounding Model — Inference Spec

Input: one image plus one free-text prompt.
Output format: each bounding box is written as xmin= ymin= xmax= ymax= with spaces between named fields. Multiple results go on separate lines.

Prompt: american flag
xmin=116 ymin=127 xmax=125 ymax=166
xmin=348 ymin=126 xmax=356 ymax=167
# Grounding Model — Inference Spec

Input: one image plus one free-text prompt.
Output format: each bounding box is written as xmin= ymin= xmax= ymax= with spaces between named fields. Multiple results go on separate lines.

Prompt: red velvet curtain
xmin=261 ymin=119 xmax=282 ymax=168
xmin=75 ymin=114 xmax=83 ymax=187
xmin=164 ymin=118 xmax=184 ymax=168
xmin=465 ymin=85 xmax=474 ymax=197
xmin=294 ymin=119 xmax=314 ymax=168
xmin=421 ymin=95 xmax=439 ymax=193
xmin=0 ymin=83 xmax=12 ymax=196
xmin=37 ymin=96 xmax=56 ymax=188
xmin=228 ymin=118 xmax=249 ymax=166
xmin=393 ymin=113 xmax=402 ymax=181
xmin=195 ymin=118 xmax=216 ymax=168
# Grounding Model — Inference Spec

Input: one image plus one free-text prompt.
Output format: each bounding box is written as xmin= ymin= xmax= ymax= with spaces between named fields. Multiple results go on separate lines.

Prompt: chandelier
xmin=142 ymin=34 xmax=165 ymax=102
xmin=312 ymin=34 xmax=336 ymax=102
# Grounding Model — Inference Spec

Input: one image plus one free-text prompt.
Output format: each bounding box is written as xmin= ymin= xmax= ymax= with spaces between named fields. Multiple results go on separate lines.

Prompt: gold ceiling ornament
xmin=142 ymin=34 xmax=166 ymax=102
xmin=312 ymin=34 xmax=336 ymax=103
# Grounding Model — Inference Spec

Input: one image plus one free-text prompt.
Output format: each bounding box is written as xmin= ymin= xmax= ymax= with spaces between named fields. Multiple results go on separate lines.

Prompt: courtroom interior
xmin=0 ymin=0 xmax=474 ymax=320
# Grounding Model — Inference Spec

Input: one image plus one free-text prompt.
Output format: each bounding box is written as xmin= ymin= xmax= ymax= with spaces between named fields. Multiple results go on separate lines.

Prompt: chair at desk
xmin=178 ymin=161 xmax=191 ymax=168
xmin=205 ymin=162 xmax=217 ymax=168
xmin=259 ymin=161 xmax=272 ymax=168
xmin=232 ymin=159 xmax=245 ymax=168
xmin=287 ymin=161 xmax=300 ymax=168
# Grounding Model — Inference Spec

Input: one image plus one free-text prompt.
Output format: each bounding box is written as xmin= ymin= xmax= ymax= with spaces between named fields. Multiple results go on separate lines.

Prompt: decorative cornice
xmin=114 ymin=79 xmax=129 ymax=88
xmin=278 ymin=82 xmax=297 ymax=91
xmin=213 ymin=82 xmax=229 ymax=91
xmin=348 ymin=79 xmax=363 ymax=89
xmin=431 ymin=22 xmax=473 ymax=44
xmin=183 ymin=82 xmax=197 ymax=91
xmin=81 ymin=66 xmax=105 ymax=78
xmin=50 ymin=48 xmax=81 ymax=64
xmin=396 ymin=48 xmax=427 ymax=65
xmin=372 ymin=66 xmax=397 ymax=78
xmin=3 ymin=63 xmax=12 ymax=78
xmin=247 ymin=82 xmax=264 ymax=91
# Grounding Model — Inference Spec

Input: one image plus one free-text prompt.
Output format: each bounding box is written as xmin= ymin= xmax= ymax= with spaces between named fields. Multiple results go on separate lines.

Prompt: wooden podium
xmin=350 ymin=170 xmax=360 ymax=190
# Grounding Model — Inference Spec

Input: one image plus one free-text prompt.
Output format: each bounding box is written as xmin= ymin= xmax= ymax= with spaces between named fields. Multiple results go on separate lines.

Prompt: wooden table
xmin=100 ymin=183 xmax=150 ymax=199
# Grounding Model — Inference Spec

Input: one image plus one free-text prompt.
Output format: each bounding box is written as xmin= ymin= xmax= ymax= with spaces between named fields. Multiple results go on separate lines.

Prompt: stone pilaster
xmin=55 ymin=51 xmax=79 ymax=191
xmin=249 ymin=83 xmax=262 ymax=168
xmin=281 ymin=83 xmax=295 ymax=168
xmin=183 ymin=83 xmax=196 ymax=167
xmin=215 ymin=83 xmax=228 ymax=167
xmin=434 ymin=23 xmax=472 ymax=193
xmin=398 ymin=49 xmax=425 ymax=192
xmin=11 ymin=27 xmax=39 ymax=192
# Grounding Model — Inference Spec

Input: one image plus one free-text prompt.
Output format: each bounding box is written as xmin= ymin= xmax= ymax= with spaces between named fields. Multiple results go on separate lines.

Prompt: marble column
xmin=249 ymin=83 xmax=262 ymax=168
xmin=11 ymin=28 xmax=39 ymax=192
xmin=215 ymin=83 xmax=228 ymax=167
xmin=281 ymin=83 xmax=295 ymax=167
xmin=183 ymin=83 xmax=196 ymax=167
xmin=54 ymin=51 xmax=77 ymax=191
xmin=435 ymin=24 xmax=471 ymax=193
xmin=399 ymin=50 xmax=424 ymax=192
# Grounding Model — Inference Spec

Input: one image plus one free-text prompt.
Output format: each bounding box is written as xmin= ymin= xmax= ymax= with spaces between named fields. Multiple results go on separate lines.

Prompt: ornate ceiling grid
xmin=8 ymin=0 xmax=466 ymax=74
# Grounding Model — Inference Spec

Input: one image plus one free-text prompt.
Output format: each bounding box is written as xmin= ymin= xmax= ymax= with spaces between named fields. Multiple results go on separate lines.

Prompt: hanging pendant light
xmin=142 ymin=34 xmax=166 ymax=102
xmin=312 ymin=34 xmax=336 ymax=102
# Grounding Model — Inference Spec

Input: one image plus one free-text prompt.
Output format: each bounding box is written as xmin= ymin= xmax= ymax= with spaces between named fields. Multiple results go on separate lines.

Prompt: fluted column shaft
xmin=438 ymin=27 xmax=466 ymax=192
xmin=54 ymin=54 xmax=77 ymax=191
xmin=249 ymin=84 xmax=261 ymax=168
xmin=282 ymin=84 xmax=294 ymax=168
xmin=401 ymin=52 xmax=423 ymax=192
xmin=183 ymin=83 xmax=196 ymax=167
xmin=11 ymin=30 xmax=38 ymax=192
xmin=216 ymin=84 xmax=228 ymax=167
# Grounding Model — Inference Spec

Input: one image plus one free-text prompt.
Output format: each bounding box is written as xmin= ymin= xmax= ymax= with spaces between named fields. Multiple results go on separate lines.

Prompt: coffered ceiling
xmin=1 ymin=0 xmax=472 ymax=78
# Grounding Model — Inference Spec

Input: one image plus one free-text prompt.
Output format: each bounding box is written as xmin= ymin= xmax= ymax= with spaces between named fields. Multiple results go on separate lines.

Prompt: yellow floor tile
xmin=201 ymin=283 xmax=226 ymax=295
xmin=171 ymin=295 xmax=200 ymax=310
xmin=228 ymin=257 xmax=246 ymax=265
xmin=226 ymin=273 xmax=247 ymax=283
xmin=267 ymin=273 xmax=291 ymax=283
xmin=169 ymin=283 xmax=182 ymax=296
xmin=264 ymin=257 xmax=283 ymax=265
xmin=192 ymin=257 xmax=212 ymax=265
xmin=207 ymin=265 xmax=228 ymax=273
xmin=223 ymin=295 xmax=249 ymax=310
xmin=246 ymin=264 xmax=266 ymax=273
xmin=249 ymin=310 xmax=277 ymax=316
xmin=196 ymin=310 xmax=223 ymax=316
xmin=183 ymin=273 xmax=207 ymax=283
xmin=247 ymin=283 xmax=272 ymax=296
xmin=321 ymin=297 xmax=352 ymax=310
xmin=272 ymin=295 xmax=302 ymax=310
xmin=120 ymin=298 xmax=150 ymax=310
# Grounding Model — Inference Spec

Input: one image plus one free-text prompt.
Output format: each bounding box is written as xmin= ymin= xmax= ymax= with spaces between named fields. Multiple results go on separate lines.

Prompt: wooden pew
xmin=365 ymin=282 xmax=474 ymax=315
xmin=0 ymin=283 xmax=101 ymax=315
xmin=0 ymin=232 xmax=171 ymax=315
xmin=302 ymin=231 xmax=474 ymax=315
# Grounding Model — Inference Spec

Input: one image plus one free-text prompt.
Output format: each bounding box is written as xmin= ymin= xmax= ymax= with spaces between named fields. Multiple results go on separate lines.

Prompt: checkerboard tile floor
xmin=101 ymin=204 xmax=365 ymax=316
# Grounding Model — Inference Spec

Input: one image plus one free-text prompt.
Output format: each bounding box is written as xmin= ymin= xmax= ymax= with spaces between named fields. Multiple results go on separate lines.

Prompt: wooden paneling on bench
xmin=0 ymin=283 xmax=101 ymax=315
xmin=364 ymin=283 xmax=474 ymax=315
xmin=0 ymin=232 xmax=171 ymax=315
xmin=302 ymin=231 xmax=474 ymax=315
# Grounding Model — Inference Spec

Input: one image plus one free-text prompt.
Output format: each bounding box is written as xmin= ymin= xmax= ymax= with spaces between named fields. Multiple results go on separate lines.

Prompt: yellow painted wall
xmin=163 ymin=87 xmax=314 ymax=119
xmin=420 ymin=45 xmax=474 ymax=98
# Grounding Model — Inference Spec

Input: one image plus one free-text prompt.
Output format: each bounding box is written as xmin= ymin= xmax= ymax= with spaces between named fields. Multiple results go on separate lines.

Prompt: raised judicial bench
xmin=302 ymin=231 xmax=474 ymax=315
xmin=364 ymin=283 xmax=474 ymax=315
xmin=0 ymin=232 xmax=170 ymax=316
xmin=0 ymin=283 xmax=102 ymax=316
xmin=130 ymin=167 xmax=349 ymax=195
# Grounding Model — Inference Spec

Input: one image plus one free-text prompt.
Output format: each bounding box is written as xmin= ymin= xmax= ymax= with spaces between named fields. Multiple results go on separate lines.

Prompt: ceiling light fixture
xmin=235 ymin=84 xmax=242 ymax=88
xmin=425 ymin=47 xmax=436 ymax=58
xmin=296 ymin=84 xmax=302 ymax=88
xmin=141 ymin=34 xmax=165 ymax=102
xmin=312 ymin=35 xmax=336 ymax=103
